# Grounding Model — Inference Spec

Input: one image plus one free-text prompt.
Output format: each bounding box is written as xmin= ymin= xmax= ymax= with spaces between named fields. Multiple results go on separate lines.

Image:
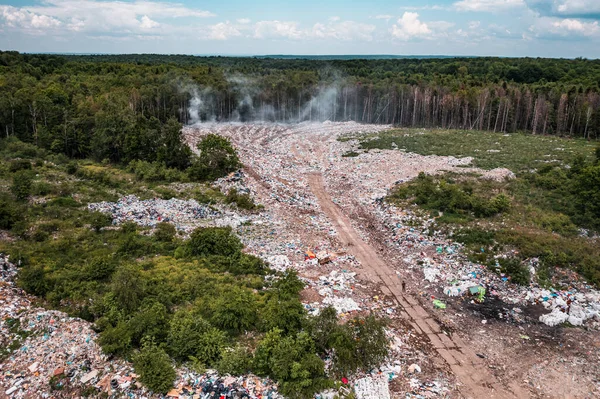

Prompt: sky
xmin=0 ymin=0 xmax=599 ymax=57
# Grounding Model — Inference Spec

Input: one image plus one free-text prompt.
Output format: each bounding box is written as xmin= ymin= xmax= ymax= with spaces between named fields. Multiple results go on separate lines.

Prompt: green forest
xmin=1 ymin=51 xmax=600 ymax=167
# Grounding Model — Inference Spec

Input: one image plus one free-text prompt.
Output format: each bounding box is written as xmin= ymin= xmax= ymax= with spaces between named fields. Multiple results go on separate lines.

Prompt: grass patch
xmin=346 ymin=129 xmax=596 ymax=172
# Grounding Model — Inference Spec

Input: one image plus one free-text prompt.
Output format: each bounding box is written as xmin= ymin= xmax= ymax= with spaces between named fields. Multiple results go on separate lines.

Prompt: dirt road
xmin=307 ymin=172 xmax=527 ymax=399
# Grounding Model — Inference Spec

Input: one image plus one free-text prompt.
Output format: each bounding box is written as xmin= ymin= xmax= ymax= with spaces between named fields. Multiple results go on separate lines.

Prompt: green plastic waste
xmin=433 ymin=299 xmax=446 ymax=309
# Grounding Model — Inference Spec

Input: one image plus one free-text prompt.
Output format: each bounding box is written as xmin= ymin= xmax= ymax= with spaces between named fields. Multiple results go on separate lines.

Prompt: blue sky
xmin=0 ymin=0 xmax=599 ymax=57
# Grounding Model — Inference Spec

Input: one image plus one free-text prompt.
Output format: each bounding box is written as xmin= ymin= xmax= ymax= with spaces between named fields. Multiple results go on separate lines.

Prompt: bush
xmin=225 ymin=188 xmax=258 ymax=210
xmin=11 ymin=171 xmax=33 ymax=201
xmin=195 ymin=327 xmax=228 ymax=366
xmin=9 ymin=159 xmax=32 ymax=173
xmin=389 ymin=173 xmax=510 ymax=219
xmin=496 ymin=257 xmax=530 ymax=286
xmin=0 ymin=197 xmax=21 ymax=230
xmin=167 ymin=310 xmax=213 ymax=361
xmin=127 ymin=160 xmax=187 ymax=182
xmin=187 ymin=226 xmax=243 ymax=257
xmin=18 ymin=264 xmax=50 ymax=297
xmin=154 ymin=222 xmax=176 ymax=242
xmin=66 ymin=161 xmax=78 ymax=175
xmin=211 ymin=287 xmax=257 ymax=333
xmin=216 ymin=345 xmax=252 ymax=376
xmin=187 ymin=134 xmax=241 ymax=181
xmin=88 ymin=211 xmax=112 ymax=232
xmin=98 ymin=321 xmax=132 ymax=356
xmin=133 ymin=341 xmax=176 ymax=394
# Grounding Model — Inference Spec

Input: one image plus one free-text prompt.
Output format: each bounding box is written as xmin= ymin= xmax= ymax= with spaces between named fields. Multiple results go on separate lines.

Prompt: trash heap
xmin=89 ymin=195 xmax=220 ymax=231
xmin=167 ymin=370 xmax=281 ymax=399
xmin=377 ymin=202 xmax=600 ymax=329
xmin=0 ymin=254 xmax=142 ymax=398
xmin=320 ymin=270 xmax=361 ymax=314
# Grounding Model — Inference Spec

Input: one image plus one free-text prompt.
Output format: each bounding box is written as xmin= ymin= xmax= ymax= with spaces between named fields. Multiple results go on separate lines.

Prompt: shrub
xmin=98 ymin=321 xmax=132 ymax=356
xmin=187 ymin=226 xmax=243 ymax=257
xmin=154 ymin=222 xmax=176 ymax=242
xmin=11 ymin=171 xmax=33 ymax=201
xmin=225 ymin=188 xmax=258 ymax=210
xmin=496 ymin=257 xmax=530 ymax=286
xmin=18 ymin=264 xmax=50 ymax=297
xmin=66 ymin=161 xmax=78 ymax=175
xmin=9 ymin=159 xmax=32 ymax=173
xmin=389 ymin=173 xmax=510 ymax=219
xmin=0 ymin=197 xmax=21 ymax=230
xmin=88 ymin=211 xmax=112 ymax=232
xmin=127 ymin=160 xmax=186 ymax=182
xmin=133 ymin=340 xmax=176 ymax=394
xmin=187 ymin=134 xmax=241 ymax=181
xmin=216 ymin=345 xmax=252 ymax=376
xmin=195 ymin=327 xmax=228 ymax=366
xmin=167 ymin=310 xmax=212 ymax=360
xmin=211 ymin=287 xmax=257 ymax=333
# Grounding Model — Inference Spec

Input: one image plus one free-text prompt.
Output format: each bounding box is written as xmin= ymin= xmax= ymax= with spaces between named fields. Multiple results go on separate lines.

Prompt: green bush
xmin=390 ymin=173 xmax=510 ymax=219
xmin=133 ymin=340 xmax=176 ymax=394
xmin=11 ymin=171 xmax=33 ymax=201
xmin=66 ymin=161 xmax=78 ymax=175
xmin=88 ymin=211 xmax=112 ymax=232
xmin=187 ymin=226 xmax=243 ymax=257
xmin=211 ymin=287 xmax=257 ymax=333
xmin=452 ymin=228 xmax=496 ymax=246
xmin=225 ymin=188 xmax=258 ymax=210
xmin=154 ymin=222 xmax=176 ymax=242
xmin=98 ymin=321 xmax=132 ymax=356
xmin=187 ymin=134 xmax=241 ymax=182
xmin=496 ymin=257 xmax=530 ymax=286
xmin=9 ymin=159 xmax=32 ymax=173
xmin=127 ymin=160 xmax=187 ymax=182
xmin=0 ymin=197 xmax=21 ymax=230
xmin=216 ymin=345 xmax=252 ymax=376
xmin=17 ymin=264 xmax=50 ymax=297
xmin=167 ymin=310 xmax=213 ymax=360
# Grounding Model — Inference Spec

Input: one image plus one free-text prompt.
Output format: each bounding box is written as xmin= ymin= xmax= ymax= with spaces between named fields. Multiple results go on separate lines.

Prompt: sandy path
xmin=307 ymin=172 xmax=527 ymax=399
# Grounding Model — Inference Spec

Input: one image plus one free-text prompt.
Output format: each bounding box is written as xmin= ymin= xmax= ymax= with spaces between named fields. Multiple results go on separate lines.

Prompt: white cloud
xmin=469 ymin=21 xmax=481 ymax=29
xmin=0 ymin=5 xmax=62 ymax=31
xmin=391 ymin=12 xmax=431 ymax=40
xmin=237 ymin=18 xmax=251 ymax=24
xmin=254 ymin=20 xmax=302 ymax=40
xmin=253 ymin=19 xmax=374 ymax=41
xmin=0 ymin=0 xmax=214 ymax=36
xmin=454 ymin=0 xmax=525 ymax=12
xmin=526 ymin=0 xmax=600 ymax=17
xmin=208 ymin=22 xmax=241 ymax=40
xmin=329 ymin=16 xmax=340 ymax=22
xmin=530 ymin=16 xmax=600 ymax=38
xmin=140 ymin=15 xmax=159 ymax=29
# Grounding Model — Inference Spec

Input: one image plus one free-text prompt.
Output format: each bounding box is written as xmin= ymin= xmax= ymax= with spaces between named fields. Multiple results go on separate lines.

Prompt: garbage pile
xmin=89 ymin=195 xmax=220 ymax=231
xmin=315 ymin=270 xmax=361 ymax=314
xmin=377 ymin=202 xmax=600 ymax=329
xmin=168 ymin=370 xmax=281 ymax=399
xmin=0 ymin=254 xmax=143 ymax=398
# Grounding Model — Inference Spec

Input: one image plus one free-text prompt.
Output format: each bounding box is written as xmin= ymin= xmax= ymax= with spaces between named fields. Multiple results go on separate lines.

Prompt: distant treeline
xmin=1 ymin=51 xmax=599 ymax=163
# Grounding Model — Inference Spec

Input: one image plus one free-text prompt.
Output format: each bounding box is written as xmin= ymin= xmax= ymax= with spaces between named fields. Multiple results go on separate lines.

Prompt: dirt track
xmin=307 ymin=172 xmax=526 ymax=399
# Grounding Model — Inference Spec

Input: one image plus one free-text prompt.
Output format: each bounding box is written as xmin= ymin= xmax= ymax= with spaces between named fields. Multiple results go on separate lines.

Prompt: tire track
xmin=307 ymin=172 xmax=528 ymax=399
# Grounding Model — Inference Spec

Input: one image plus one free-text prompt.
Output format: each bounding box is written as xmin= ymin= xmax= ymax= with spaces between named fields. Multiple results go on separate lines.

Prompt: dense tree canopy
xmin=1 ymin=51 xmax=600 ymax=162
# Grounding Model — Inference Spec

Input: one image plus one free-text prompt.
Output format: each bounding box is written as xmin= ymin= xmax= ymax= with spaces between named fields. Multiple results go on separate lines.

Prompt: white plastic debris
xmin=354 ymin=375 xmax=391 ymax=399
